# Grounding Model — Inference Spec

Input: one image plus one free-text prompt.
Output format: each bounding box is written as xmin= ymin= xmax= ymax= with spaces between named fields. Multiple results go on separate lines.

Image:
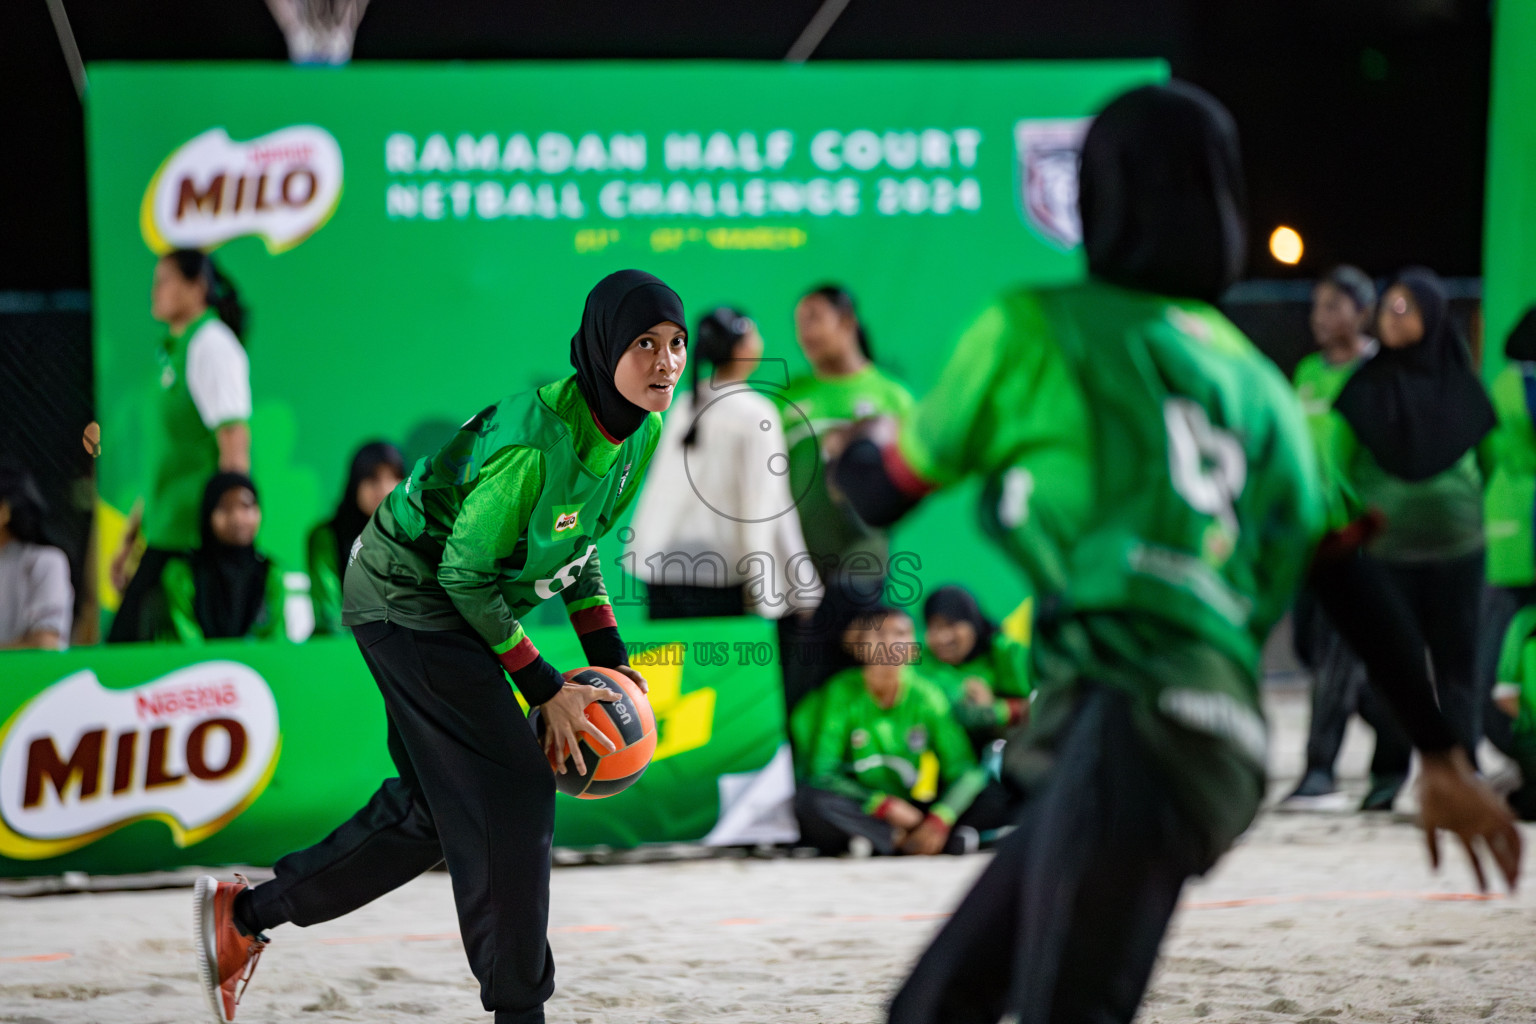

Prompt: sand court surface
xmin=3 ymin=688 xmax=1533 ymax=1024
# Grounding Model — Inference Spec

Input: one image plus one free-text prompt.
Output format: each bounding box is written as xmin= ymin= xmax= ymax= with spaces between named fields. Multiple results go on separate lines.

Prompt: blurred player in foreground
xmin=190 ymin=270 xmax=684 ymax=1024
xmin=832 ymin=82 xmax=1520 ymax=1024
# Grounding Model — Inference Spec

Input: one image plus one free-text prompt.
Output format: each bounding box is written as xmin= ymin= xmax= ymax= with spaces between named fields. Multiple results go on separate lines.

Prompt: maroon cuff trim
xmin=881 ymin=443 xmax=932 ymax=499
xmin=498 ymin=637 xmax=540 ymax=674
xmin=872 ymin=796 xmax=898 ymax=820
xmin=570 ymin=604 xmax=618 ymax=635
xmin=1004 ymin=697 xmax=1028 ymax=728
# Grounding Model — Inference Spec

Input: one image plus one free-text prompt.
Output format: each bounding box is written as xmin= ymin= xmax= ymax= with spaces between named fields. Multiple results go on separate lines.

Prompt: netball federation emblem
xmin=1013 ymin=117 xmax=1092 ymax=249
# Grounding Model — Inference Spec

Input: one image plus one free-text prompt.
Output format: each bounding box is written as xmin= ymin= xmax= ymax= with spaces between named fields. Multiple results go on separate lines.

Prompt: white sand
xmin=2 ymin=687 xmax=1533 ymax=1024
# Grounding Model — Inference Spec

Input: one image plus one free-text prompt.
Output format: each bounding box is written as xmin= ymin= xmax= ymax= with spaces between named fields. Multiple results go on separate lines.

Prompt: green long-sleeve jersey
xmin=804 ymin=665 xmax=989 ymax=826
xmin=1326 ymin=412 xmax=1485 ymax=563
xmin=778 ymin=365 xmax=915 ymax=576
xmin=886 ymin=281 xmax=1323 ymax=854
xmin=307 ymin=523 xmax=343 ymax=637
xmin=1485 ymin=362 xmax=1536 ymax=587
xmin=927 ymin=632 xmax=1033 ymax=738
xmin=343 ymin=376 xmax=658 ymax=695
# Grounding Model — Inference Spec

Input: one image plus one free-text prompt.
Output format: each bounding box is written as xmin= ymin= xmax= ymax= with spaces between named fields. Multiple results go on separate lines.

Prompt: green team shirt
xmin=926 ymin=632 xmax=1033 ymax=737
xmin=1327 ymin=414 xmax=1485 ymax=563
xmin=157 ymin=554 xmax=285 ymax=644
xmin=1496 ymin=604 xmax=1536 ymax=739
xmin=803 ymin=665 xmax=989 ymax=826
xmin=1485 ymin=362 xmax=1536 ymax=586
xmin=307 ymin=523 xmax=344 ymax=636
xmin=342 ymin=375 xmax=659 ymax=664
xmin=894 ymin=282 xmax=1323 ymax=853
xmin=142 ymin=310 xmax=236 ymax=550
xmin=779 ymin=365 xmax=915 ymax=576
xmin=1293 ymin=350 xmax=1368 ymax=531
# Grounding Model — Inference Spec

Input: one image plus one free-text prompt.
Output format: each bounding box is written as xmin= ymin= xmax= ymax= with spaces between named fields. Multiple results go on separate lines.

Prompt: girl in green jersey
xmin=306 ymin=441 xmax=406 ymax=636
xmin=109 ymin=251 xmax=253 ymax=643
xmin=152 ymin=472 xmax=284 ymax=644
xmin=777 ymin=284 xmax=915 ymax=710
xmin=834 ymin=83 xmax=1517 ymax=1024
xmin=922 ymin=585 xmax=1032 ymax=746
xmin=191 ymin=271 xmax=685 ymax=1024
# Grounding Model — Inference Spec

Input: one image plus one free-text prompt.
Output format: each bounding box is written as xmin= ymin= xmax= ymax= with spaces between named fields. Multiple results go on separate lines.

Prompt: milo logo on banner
xmin=0 ymin=663 xmax=281 ymax=860
xmin=140 ymin=125 xmax=344 ymax=254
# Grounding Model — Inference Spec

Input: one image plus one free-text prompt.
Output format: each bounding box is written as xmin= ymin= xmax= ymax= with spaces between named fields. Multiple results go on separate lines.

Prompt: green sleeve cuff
xmin=863 ymin=792 xmax=891 ymax=816
xmin=564 ymin=595 xmax=611 ymax=613
xmin=492 ymin=625 xmax=527 ymax=655
xmin=928 ymin=804 xmax=958 ymax=828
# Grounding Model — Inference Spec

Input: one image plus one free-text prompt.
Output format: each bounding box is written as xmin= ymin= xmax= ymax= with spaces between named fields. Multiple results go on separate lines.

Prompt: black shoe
xmin=1276 ymin=769 xmax=1350 ymax=811
xmin=1360 ymin=774 xmax=1405 ymax=812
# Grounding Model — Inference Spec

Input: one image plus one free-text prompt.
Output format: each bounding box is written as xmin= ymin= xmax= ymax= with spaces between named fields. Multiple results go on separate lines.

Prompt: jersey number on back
xmin=1163 ymin=398 xmax=1246 ymax=535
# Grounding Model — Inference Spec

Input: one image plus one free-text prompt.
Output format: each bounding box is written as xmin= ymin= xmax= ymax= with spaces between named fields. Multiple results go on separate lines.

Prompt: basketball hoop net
xmin=264 ymin=0 xmax=370 ymax=65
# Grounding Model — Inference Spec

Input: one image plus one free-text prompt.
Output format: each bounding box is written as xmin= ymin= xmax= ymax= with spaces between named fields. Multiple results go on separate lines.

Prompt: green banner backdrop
xmin=87 ymin=60 xmax=1166 ymax=624
xmin=0 ymin=619 xmax=789 ymax=876
xmin=1484 ymin=0 xmax=1536 ymax=380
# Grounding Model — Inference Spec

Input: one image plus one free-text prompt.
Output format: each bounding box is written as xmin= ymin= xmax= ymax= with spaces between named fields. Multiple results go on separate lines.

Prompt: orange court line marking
xmin=296 ymin=890 xmax=1503 ymax=950
xmin=0 ymin=952 xmax=73 ymax=963
xmin=1182 ymin=890 xmax=1505 ymax=910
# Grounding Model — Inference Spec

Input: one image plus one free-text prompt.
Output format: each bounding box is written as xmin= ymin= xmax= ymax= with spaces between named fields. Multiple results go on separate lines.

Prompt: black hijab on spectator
xmin=1504 ymin=305 xmax=1536 ymax=363
xmin=683 ymin=306 xmax=752 ymax=448
xmin=329 ymin=441 xmax=406 ymax=574
xmin=1079 ymin=82 xmax=1247 ymax=303
xmin=923 ymin=585 xmax=996 ymax=663
xmin=570 ymin=270 xmax=686 ymax=442
xmin=1334 ymin=268 xmax=1496 ymax=483
xmin=193 ymin=472 xmax=271 ymax=640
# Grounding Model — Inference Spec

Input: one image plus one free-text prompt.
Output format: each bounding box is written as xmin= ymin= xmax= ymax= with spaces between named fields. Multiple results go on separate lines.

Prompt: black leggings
xmin=243 ymin=621 xmax=555 ymax=1023
xmin=1296 ymin=595 xmax=1412 ymax=780
xmin=888 ymin=687 xmax=1213 ymax=1024
xmin=1381 ymin=551 xmax=1486 ymax=758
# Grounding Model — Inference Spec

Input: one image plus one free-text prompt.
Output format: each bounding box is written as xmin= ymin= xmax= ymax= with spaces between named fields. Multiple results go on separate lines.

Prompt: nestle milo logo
xmin=0 ymin=664 xmax=281 ymax=860
xmin=140 ymin=125 xmax=344 ymax=255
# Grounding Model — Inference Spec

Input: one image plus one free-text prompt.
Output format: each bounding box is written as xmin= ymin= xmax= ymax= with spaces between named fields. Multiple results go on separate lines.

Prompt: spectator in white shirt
xmin=0 ymin=460 xmax=73 ymax=650
xmin=627 ymin=307 xmax=823 ymax=619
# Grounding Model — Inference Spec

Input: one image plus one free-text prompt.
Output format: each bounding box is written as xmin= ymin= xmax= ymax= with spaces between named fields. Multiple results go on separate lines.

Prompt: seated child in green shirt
xmin=151 ymin=472 xmax=285 ymax=644
xmin=922 ymin=585 xmax=1032 ymax=748
xmin=1493 ymin=605 xmax=1536 ymax=820
xmin=794 ymin=604 xmax=1015 ymax=856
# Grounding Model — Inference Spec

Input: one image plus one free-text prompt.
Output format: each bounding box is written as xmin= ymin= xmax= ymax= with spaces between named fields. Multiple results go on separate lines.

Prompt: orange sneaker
xmin=193 ymin=874 xmax=269 ymax=1023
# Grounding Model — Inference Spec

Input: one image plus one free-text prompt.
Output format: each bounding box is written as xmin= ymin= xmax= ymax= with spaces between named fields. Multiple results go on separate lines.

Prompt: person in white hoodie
xmin=627 ymin=307 xmax=822 ymax=620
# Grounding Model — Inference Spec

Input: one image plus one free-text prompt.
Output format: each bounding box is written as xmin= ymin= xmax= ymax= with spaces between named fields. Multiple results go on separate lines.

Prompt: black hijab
xmin=1079 ymin=82 xmax=1247 ymax=303
xmin=683 ymin=306 xmax=752 ymax=448
xmin=329 ymin=441 xmax=406 ymax=573
xmin=1504 ymin=305 xmax=1536 ymax=363
xmin=923 ymin=585 xmax=996 ymax=663
xmin=570 ymin=270 xmax=687 ymax=442
xmin=1334 ymin=268 xmax=1495 ymax=483
xmin=192 ymin=472 xmax=271 ymax=640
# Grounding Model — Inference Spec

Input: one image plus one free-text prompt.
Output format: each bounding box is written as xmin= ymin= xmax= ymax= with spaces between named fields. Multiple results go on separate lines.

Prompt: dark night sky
xmin=0 ymin=0 xmax=1492 ymax=291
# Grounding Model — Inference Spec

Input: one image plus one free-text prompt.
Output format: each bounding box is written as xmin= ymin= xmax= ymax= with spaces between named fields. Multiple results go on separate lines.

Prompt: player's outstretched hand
xmin=539 ymin=682 xmax=619 ymax=777
xmin=611 ymin=664 xmax=649 ymax=694
xmin=1418 ymin=747 xmax=1521 ymax=893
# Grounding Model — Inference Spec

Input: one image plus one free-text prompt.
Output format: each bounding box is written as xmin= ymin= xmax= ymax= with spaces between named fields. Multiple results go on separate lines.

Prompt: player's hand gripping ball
xmin=529 ymin=667 xmax=657 ymax=798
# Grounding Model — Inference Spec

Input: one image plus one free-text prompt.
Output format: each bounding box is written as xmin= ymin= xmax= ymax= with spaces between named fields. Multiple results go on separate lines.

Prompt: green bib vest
xmin=142 ymin=309 xmax=223 ymax=550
